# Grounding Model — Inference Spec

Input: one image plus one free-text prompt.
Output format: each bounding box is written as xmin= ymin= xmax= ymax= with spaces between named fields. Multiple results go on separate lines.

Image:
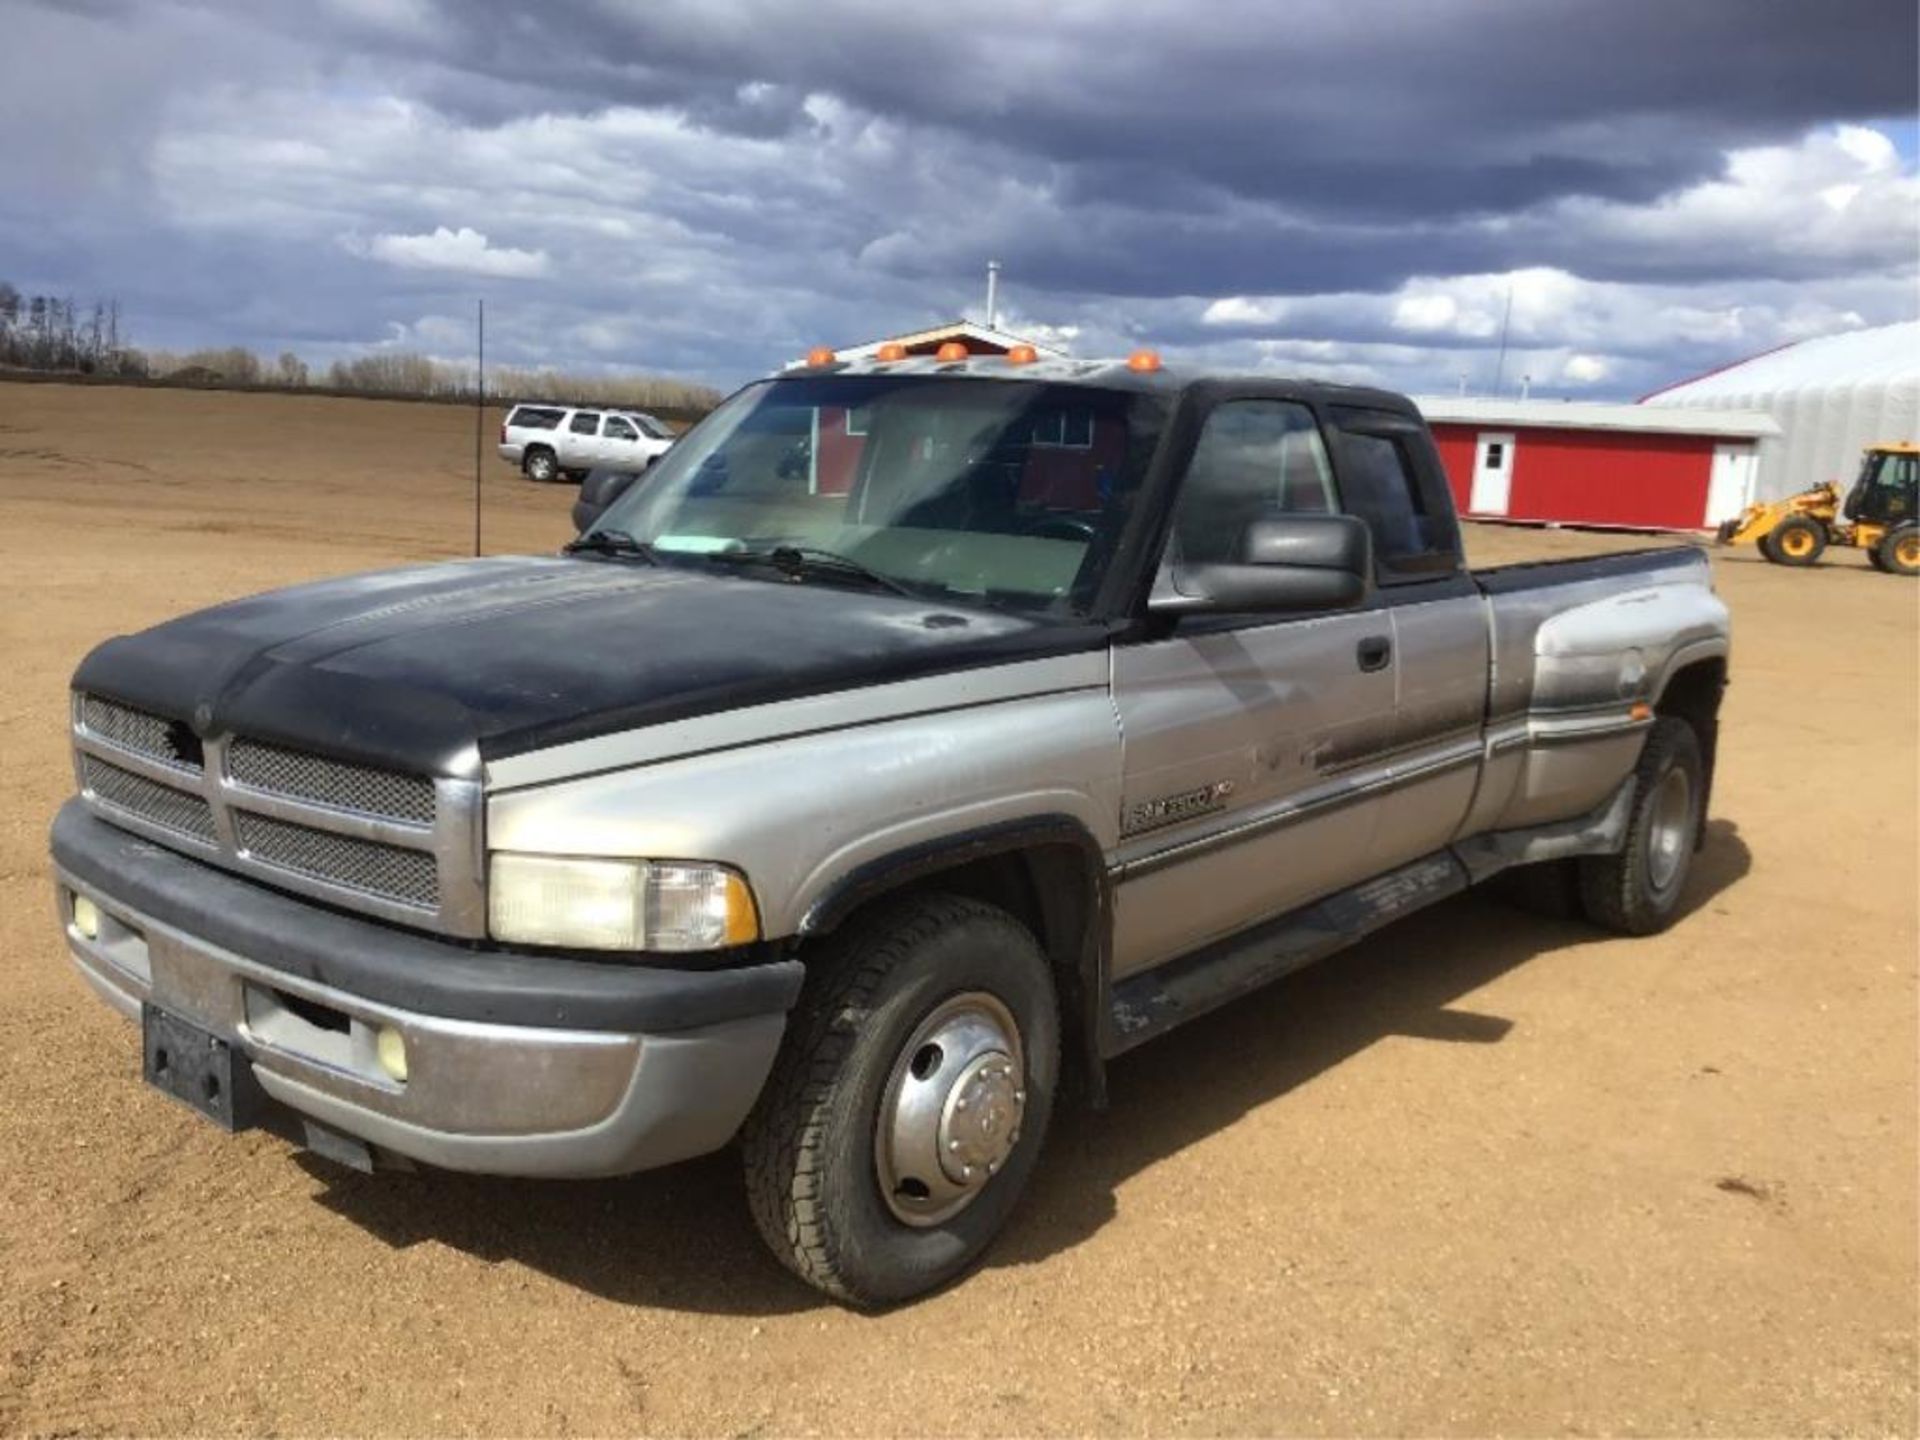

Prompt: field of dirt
xmin=0 ymin=381 xmax=1914 ymax=1436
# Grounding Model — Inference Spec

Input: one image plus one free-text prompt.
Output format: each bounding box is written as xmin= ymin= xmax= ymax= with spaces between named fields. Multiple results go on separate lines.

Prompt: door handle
xmin=1357 ymin=635 xmax=1393 ymax=672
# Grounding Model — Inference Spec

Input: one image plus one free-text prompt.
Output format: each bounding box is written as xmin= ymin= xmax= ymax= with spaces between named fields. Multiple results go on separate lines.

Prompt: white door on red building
xmin=1706 ymin=444 xmax=1757 ymax=525
xmin=1469 ymin=432 xmax=1515 ymax=515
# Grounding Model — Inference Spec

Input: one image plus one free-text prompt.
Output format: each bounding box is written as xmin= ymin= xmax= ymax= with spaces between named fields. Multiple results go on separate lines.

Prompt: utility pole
xmin=473 ymin=298 xmax=484 ymax=558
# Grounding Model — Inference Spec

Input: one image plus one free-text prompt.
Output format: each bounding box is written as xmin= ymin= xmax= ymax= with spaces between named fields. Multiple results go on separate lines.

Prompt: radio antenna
xmin=1491 ymin=281 xmax=1514 ymax=398
xmin=472 ymin=298 xmax=484 ymax=557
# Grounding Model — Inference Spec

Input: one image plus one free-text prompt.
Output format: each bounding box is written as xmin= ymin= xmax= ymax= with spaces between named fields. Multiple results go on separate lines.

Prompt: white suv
xmin=499 ymin=404 xmax=675 ymax=482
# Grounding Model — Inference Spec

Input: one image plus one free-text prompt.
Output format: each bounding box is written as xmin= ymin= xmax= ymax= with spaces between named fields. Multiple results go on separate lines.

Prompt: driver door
xmin=1109 ymin=397 xmax=1399 ymax=978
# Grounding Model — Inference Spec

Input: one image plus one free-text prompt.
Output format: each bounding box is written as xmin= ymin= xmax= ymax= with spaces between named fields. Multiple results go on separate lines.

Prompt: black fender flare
xmin=795 ymin=814 xmax=1115 ymax=1106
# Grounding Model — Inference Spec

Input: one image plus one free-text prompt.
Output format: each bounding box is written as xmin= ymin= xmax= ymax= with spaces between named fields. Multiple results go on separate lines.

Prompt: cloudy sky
xmin=3 ymin=0 xmax=1915 ymax=398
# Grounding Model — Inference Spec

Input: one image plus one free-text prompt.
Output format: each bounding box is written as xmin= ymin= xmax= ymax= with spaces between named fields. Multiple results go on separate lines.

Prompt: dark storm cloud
xmin=2 ymin=0 xmax=1914 ymax=393
xmin=249 ymin=0 xmax=1916 ymax=220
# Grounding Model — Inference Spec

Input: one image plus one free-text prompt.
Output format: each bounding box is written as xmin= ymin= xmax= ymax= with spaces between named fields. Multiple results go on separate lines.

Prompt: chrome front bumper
xmin=53 ymin=804 xmax=799 ymax=1178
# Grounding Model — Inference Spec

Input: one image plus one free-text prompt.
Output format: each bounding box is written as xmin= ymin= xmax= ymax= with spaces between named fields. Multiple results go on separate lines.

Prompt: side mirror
xmin=571 ymin=468 xmax=642 ymax=534
xmin=1150 ymin=513 xmax=1372 ymax=615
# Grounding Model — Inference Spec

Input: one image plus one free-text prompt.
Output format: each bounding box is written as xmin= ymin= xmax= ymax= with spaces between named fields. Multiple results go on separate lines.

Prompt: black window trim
xmin=1327 ymin=405 xmax=1464 ymax=585
xmin=1103 ymin=379 xmax=1467 ymax=632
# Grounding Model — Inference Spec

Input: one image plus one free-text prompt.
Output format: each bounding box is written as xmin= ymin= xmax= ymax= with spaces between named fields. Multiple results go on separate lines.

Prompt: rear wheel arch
xmin=1652 ymin=653 xmax=1726 ymax=841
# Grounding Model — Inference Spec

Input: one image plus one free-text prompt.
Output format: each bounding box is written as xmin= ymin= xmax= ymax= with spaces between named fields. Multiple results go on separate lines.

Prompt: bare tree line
xmin=0 ymin=282 xmax=133 ymax=374
xmin=0 ymin=281 xmax=723 ymax=415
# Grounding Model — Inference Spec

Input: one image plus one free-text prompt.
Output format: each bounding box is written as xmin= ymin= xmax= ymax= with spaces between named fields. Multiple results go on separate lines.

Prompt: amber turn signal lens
xmin=935 ymin=341 xmax=969 ymax=362
xmin=1127 ymin=348 xmax=1162 ymax=372
xmin=806 ymin=346 xmax=837 ymax=367
xmin=1630 ymin=701 xmax=1654 ymax=722
xmin=876 ymin=342 xmax=908 ymax=362
xmin=1006 ymin=344 xmax=1039 ymax=364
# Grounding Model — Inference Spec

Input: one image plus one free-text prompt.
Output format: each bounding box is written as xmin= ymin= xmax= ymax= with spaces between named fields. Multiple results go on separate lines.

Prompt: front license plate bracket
xmin=142 ymin=1004 xmax=267 ymax=1132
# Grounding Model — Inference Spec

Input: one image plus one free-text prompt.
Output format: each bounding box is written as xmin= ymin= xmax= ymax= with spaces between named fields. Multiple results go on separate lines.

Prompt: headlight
xmin=488 ymin=854 xmax=760 ymax=952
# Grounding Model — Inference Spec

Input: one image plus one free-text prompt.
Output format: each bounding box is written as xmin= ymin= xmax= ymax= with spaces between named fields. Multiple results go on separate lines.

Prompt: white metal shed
xmin=1641 ymin=320 xmax=1919 ymax=501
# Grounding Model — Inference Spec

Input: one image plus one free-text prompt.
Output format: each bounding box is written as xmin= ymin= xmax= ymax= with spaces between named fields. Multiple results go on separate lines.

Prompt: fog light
xmin=375 ymin=1025 xmax=408 ymax=1083
xmin=72 ymin=894 xmax=100 ymax=940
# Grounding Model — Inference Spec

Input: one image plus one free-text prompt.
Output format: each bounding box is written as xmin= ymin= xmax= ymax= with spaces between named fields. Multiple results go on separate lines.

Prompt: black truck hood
xmin=74 ymin=556 xmax=1107 ymax=777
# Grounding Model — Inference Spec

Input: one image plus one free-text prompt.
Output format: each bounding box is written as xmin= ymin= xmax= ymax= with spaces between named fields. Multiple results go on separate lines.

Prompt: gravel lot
xmin=1 ymin=382 xmax=1914 ymax=1435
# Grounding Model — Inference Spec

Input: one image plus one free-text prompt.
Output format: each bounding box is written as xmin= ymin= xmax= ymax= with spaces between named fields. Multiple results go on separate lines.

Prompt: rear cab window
xmin=570 ymin=411 xmax=602 ymax=435
xmin=507 ymin=406 xmax=564 ymax=431
xmin=1327 ymin=405 xmax=1463 ymax=580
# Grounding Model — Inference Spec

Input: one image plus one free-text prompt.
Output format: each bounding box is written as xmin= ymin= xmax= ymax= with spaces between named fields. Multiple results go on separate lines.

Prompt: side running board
xmin=1105 ymin=851 xmax=1469 ymax=1056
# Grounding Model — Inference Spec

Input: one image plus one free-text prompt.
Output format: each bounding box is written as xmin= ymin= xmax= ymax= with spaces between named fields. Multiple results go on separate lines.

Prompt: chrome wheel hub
xmin=876 ymin=992 xmax=1026 ymax=1227
xmin=1646 ymin=765 xmax=1694 ymax=894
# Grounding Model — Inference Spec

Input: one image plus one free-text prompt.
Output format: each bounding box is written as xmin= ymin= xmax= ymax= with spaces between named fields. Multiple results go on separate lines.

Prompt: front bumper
xmin=51 ymin=801 xmax=802 ymax=1178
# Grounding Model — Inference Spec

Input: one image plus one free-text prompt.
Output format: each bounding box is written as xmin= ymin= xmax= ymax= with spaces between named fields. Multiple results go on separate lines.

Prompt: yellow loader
xmin=1717 ymin=443 xmax=1919 ymax=574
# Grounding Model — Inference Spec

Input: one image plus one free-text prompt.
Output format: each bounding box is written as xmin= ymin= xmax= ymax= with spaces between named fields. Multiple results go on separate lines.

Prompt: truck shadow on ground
xmin=305 ymin=818 xmax=1750 ymax=1316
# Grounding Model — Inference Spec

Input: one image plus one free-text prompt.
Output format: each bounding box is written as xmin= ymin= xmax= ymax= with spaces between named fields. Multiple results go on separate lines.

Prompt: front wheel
xmin=1578 ymin=717 xmax=1704 ymax=936
xmin=1767 ymin=516 xmax=1826 ymax=566
xmin=741 ymin=893 xmax=1060 ymax=1306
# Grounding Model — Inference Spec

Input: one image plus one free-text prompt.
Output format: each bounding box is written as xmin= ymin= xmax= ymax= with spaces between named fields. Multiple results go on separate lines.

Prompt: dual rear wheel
xmin=1490 ymin=717 xmax=1705 ymax=936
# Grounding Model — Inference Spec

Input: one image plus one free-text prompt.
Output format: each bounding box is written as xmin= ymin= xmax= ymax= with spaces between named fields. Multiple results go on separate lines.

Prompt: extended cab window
xmin=1168 ymin=400 xmax=1337 ymax=565
xmin=570 ymin=411 xmax=602 ymax=435
xmin=1329 ymin=407 xmax=1461 ymax=575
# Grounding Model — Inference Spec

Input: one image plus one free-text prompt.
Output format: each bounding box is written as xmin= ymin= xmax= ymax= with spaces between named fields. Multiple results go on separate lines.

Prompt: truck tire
xmin=1875 ymin=525 xmax=1920 ymax=576
xmin=523 ymin=446 xmax=558 ymax=483
xmin=1767 ymin=516 xmax=1826 ymax=566
xmin=741 ymin=893 xmax=1060 ymax=1306
xmin=1577 ymin=717 xmax=1703 ymax=936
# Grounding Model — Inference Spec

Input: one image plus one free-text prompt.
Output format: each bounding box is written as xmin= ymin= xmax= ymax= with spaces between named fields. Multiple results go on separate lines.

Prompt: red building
xmin=1414 ymin=397 xmax=1780 ymax=532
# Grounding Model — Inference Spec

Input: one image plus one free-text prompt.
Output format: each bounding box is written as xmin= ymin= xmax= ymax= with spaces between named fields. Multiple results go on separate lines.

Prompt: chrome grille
xmin=227 ymin=739 xmax=434 ymax=825
xmin=71 ymin=691 xmax=482 ymax=935
xmin=81 ymin=756 xmax=218 ymax=843
xmin=235 ymin=813 xmax=439 ymax=909
xmin=79 ymin=696 xmax=200 ymax=772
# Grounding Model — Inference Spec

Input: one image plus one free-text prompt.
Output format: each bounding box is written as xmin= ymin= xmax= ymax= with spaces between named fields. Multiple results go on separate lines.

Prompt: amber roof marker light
xmin=1006 ymin=344 xmax=1039 ymax=365
xmin=935 ymin=341 xmax=970 ymax=362
xmin=875 ymin=342 xmax=908 ymax=362
xmin=806 ymin=346 xmax=838 ymax=367
xmin=1127 ymin=348 xmax=1163 ymax=373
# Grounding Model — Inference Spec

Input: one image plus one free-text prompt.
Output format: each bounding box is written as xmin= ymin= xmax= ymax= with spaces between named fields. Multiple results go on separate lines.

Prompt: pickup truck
xmin=498 ymin=402 xmax=675 ymax=482
xmin=52 ymin=350 xmax=1730 ymax=1305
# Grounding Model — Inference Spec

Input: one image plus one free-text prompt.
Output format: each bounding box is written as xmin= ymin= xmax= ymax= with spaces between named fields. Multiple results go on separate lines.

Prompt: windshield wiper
xmin=562 ymin=529 xmax=656 ymax=563
xmin=706 ymin=544 xmax=921 ymax=599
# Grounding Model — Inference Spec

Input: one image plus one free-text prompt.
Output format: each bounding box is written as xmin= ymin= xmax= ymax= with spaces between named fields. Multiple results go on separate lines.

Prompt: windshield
xmin=591 ymin=376 xmax=1166 ymax=614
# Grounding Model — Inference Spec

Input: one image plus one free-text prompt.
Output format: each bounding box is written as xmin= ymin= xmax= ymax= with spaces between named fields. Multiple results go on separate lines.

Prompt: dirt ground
xmin=0 ymin=381 xmax=1914 ymax=1437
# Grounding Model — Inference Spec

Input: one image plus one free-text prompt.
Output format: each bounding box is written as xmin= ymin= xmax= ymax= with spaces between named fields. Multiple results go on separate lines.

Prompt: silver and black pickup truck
xmin=51 ymin=351 xmax=1730 ymax=1304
